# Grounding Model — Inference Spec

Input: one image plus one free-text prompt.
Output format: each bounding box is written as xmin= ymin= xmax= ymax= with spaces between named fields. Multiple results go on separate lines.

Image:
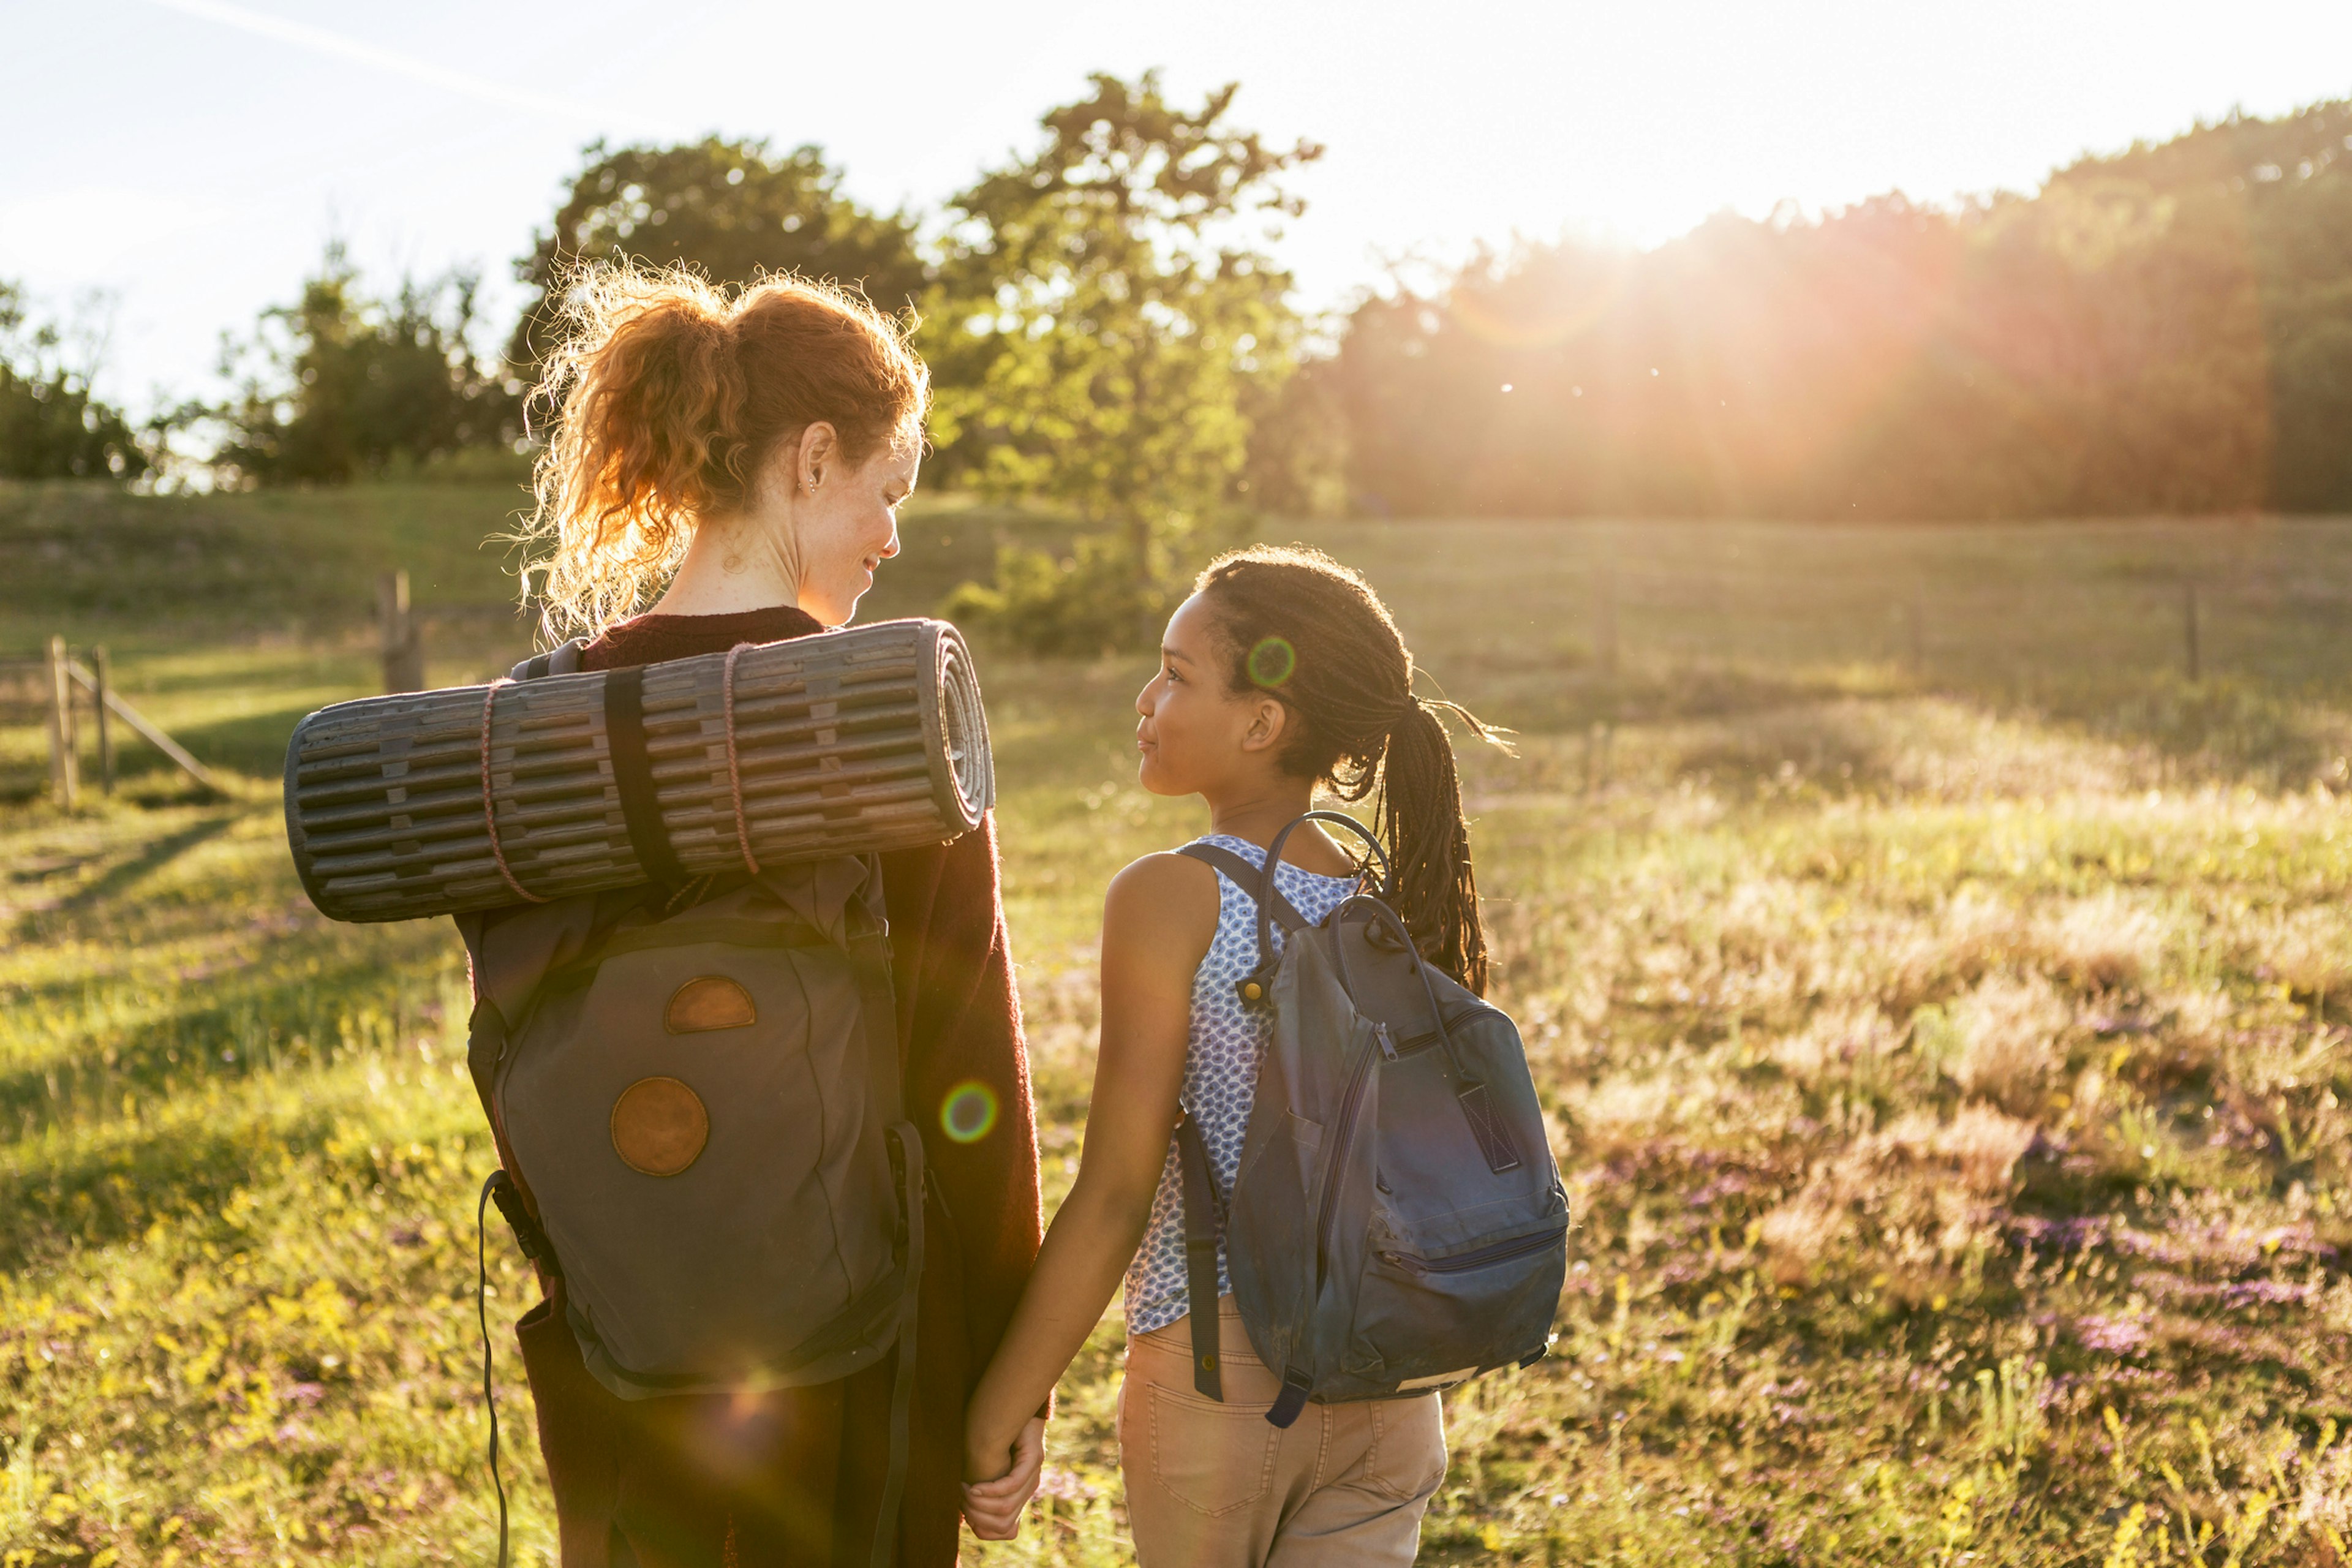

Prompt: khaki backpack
xmin=461 ymin=639 xmax=925 ymax=1568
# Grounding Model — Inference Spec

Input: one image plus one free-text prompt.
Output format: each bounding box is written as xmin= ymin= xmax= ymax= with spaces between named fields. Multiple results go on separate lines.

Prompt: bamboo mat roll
xmin=284 ymin=618 xmax=993 ymax=923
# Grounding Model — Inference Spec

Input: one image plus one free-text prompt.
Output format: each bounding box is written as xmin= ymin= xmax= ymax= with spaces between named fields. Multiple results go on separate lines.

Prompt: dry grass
xmin=11 ymin=503 xmax=2352 ymax=1565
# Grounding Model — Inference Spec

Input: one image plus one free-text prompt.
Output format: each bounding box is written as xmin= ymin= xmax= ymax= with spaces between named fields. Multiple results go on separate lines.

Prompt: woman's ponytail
xmin=522 ymin=262 xmax=930 ymax=640
xmin=1196 ymin=546 xmax=1512 ymax=995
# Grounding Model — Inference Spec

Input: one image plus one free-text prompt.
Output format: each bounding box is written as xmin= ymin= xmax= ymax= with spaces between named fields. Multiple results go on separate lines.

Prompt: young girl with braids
xmin=960 ymin=546 xmax=1507 ymax=1564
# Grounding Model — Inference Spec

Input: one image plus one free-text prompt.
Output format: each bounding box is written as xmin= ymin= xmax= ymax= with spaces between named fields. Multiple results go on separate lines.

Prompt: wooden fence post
xmin=379 ymin=570 xmax=426 ymax=693
xmin=46 ymin=635 xmax=78 ymax=809
xmin=92 ymin=645 xmax=115 ymax=794
xmin=2183 ymin=582 xmax=2201 ymax=684
xmin=1593 ymin=559 xmax=1619 ymax=677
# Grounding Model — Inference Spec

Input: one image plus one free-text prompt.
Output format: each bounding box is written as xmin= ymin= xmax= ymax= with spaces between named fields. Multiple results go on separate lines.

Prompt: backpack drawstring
xmin=480 ymin=681 xmax=548 ymax=905
xmin=723 ymin=643 xmax=761 ymax=876
xmin=478 ymin=1172 xmax=512 ymax=1568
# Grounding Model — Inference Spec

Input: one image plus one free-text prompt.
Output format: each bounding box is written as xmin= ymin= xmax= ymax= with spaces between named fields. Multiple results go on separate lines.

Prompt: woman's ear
xmin=799 ymin=421 xmax=840 ymax=492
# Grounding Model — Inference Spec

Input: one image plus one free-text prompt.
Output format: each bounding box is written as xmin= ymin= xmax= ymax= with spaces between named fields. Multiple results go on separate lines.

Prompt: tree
xmin=214 ymin=245 xmax=514 ymax=486
xmin=510 ymin=138 xmax=927 ymax=372
xmin=1321 ymin=95 xmax=2352 ymax=521
xmin=932 ymin=72 xmax=1320 ymax=652
xmin=0 ymin=282 xmax=150 ymax=481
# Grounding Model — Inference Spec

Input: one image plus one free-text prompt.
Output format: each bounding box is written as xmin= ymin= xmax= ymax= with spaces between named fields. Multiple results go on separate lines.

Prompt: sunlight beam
xmin=138 ymin=0 xmax=688 ymax=141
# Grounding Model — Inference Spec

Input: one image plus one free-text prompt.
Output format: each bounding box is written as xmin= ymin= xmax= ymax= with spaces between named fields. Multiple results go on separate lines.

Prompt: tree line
xmin=4 ymin=81 xmax=2350 ymax=647
xmin=1333 ymin=100 xmax=2352 ymax=521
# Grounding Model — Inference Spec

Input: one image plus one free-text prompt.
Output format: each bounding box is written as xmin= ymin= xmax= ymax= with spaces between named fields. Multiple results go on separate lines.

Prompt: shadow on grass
xmin=145 ymin=697 xmax=325 ymax=780
xmin=0 ymin=934 xmax=449 ymax=1120
xmin=53 ymin=812 xmax=239 ymax=917
xmin=1469 ymin=652 xmax=2348 ymax=794
xmin=0 ymin=1086 xmax=353 ymax=1271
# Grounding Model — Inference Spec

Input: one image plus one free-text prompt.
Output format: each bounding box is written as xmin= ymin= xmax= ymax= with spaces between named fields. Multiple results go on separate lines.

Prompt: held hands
xmin=961 ymin=1416 xmax=1047 ymax=1540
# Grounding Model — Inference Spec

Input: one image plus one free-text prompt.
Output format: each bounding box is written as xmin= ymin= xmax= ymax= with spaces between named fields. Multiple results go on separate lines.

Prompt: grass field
xmin=9 ymin=480 xmax=2352 ymax=1565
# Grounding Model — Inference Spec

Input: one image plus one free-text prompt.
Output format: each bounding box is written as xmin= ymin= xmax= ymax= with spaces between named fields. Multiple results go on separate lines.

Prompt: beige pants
xmin=1117 ymin=1297 xmax=1446 ymax=1567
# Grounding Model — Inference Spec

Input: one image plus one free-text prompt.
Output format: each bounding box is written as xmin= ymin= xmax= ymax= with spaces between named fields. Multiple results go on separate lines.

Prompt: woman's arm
xmin=962 ymin=850 xmax=1218 ymax=1482
xmin=879 ymin=819 xmax=1046 ymax=1390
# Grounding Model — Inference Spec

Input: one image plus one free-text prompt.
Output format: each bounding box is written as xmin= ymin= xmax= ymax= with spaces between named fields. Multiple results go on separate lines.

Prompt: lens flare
xmin=1248 ymin=636 xmax=1297 ymax=688
xmin=940 ymin=1080 xmax=1000 ymax=1144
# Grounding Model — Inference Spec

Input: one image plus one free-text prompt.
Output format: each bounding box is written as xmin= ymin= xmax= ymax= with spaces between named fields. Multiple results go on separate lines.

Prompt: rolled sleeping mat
xmin=284 ymin=617 xmax=993 ymax=924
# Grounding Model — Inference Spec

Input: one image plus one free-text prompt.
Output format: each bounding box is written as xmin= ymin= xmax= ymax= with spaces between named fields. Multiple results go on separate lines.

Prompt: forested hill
xmin=1324 ymin=99 xmax=2352 ymax=521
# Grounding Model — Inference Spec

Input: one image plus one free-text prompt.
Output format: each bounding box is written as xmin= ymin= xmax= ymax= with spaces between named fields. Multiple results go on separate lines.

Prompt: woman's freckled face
xmin=797 ymin=438 xmax=917 ymax=625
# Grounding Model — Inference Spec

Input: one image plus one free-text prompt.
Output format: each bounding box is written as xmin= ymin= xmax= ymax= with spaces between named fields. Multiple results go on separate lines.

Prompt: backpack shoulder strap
xmin=1178 ymin=840 xmax=1310 ymax=1010
xmin=1174 ymin=842 xmax=1308 ymax=932
xmin=843 ymin=872 xmax=927 ymax=1568
xmin=1169 ymin=841 xmax=1303 ymax=1404
xmin=1173 ymin=1112 xmax=1226 ymax=1402
xmin=508 ymin=638 xmax=586 ymax=682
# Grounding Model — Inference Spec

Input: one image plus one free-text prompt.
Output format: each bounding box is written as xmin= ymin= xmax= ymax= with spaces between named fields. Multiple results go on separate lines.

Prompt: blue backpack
xmin=1173 ymin=812 xmax=1569 ymax=1426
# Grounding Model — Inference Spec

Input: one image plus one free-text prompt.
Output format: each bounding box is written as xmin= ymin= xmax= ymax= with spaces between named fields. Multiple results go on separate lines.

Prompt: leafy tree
xmin=1237 ymin=352 xmax=1350 ymax=519
xmin=0 ymin=282 xmax=149 ymax=481
xmin=214 ymin=246 xmax=514 ymax=486
xmin=510 ymin=138 xmax=927 ymax=371
xmin=932 ymin=72 xmax=1320 ymax=651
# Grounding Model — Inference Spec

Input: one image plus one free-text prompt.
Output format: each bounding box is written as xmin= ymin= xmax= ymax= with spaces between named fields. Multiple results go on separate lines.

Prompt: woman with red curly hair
xmin=484 ymin=265 xmax=1045 ymax=1566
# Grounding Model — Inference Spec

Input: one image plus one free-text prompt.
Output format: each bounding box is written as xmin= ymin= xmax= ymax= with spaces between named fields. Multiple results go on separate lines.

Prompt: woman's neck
xmin=649 ymin=513 xmax=802 ymax=618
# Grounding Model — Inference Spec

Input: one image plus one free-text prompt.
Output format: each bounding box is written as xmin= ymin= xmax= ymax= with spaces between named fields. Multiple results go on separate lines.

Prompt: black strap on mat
xmin=510 ymin=638 xmax=586 ymax=683
xmin=1173 ymin=1112 xmax=1226 ymax=1401
xmin=603 ymin=665 xmax=689 ymax=890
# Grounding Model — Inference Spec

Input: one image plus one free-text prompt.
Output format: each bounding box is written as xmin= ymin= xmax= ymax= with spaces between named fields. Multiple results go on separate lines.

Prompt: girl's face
xmin=756 ymin=422 xmax=918 ymax=626
xmin=1135 ymin=594 xmax=1289 ymax=796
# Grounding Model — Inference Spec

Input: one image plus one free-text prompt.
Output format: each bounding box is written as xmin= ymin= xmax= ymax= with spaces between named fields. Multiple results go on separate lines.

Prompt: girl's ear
xmin=1238 ymin=695 xmax=1291 ymax=756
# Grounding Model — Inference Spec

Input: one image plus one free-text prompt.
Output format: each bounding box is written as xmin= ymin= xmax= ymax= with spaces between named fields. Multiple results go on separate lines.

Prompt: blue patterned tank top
xmin=1122 ymin=834 xmax=1357 ymax=1336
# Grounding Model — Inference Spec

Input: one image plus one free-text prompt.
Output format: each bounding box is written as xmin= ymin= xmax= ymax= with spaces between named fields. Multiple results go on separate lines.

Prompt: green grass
xmin=8 ymin=484 xmax=2352 ymax=1565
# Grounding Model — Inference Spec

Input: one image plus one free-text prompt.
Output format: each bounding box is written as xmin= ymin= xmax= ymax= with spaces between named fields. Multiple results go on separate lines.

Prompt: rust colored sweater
xmin=498 ymin=606 xmax=1042 ymax=1568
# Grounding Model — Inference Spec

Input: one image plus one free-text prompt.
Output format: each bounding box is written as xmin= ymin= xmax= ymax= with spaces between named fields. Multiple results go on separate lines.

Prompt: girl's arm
xmin=962 ymin=850 xmax=1218 ymax=1483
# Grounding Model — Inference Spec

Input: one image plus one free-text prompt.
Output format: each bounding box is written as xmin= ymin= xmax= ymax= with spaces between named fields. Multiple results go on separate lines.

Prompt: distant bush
xmin=943 ymin=533 xmax=1180 ymax=657
xmin=213 ymin=244 xmax=517 ymax=487
xmin=0 ymin=282 xmax=149 ymax=481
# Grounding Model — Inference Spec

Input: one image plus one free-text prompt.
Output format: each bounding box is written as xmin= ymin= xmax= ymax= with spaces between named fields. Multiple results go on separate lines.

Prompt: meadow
xmin=7 ymin=478 xmax=2352 ymax=1565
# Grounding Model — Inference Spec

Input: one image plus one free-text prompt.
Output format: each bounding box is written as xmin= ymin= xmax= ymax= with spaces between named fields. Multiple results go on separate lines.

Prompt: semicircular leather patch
xmin=611 ymin=1077 xmax=709 ymax=1177
xmin=665 ymin=976 xmax=756 ymax=1034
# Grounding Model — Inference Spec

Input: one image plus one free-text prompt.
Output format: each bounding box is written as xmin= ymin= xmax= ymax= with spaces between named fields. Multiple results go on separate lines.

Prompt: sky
xmin=5 ymin=0 xmax=2350 ymax=417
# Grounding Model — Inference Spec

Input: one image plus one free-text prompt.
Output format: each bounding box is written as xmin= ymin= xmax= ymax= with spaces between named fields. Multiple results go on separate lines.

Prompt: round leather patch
xmin=666 ymin=975 xmax=756 ymax=1034
xmin=610 ymin=1077 xmax=709 ymax=1177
